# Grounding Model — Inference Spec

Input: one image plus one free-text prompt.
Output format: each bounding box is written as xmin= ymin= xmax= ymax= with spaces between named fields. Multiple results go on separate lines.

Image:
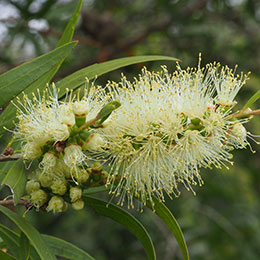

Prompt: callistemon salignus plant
xmin=13 ymin=60 xmax=259 ymax=212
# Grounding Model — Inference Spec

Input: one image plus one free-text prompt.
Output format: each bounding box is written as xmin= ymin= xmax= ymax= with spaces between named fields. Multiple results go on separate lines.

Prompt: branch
xmin=0 ymin=153 xmax=22 ymax=162
xmin=0 ymin=198 xmax=28 ymax=207
xmin=227 ymin=109 xmax=260 ymax=120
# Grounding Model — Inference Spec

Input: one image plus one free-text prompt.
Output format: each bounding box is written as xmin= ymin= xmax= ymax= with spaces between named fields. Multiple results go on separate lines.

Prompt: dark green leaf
xmin=147 ymin=197 xmax=190 ymax=260
xmin=42 ymin=234 xmax=95 ymax=260
xmin=19 ymin=232 xmax=30 ymax=260
xmin=0 ymin=250 xmax=16 ymax=260
xmin=56 ymin=55 xmax=179 ymax=96
xmin=242 ymin=90 xmax=260 ymax=110
xmin=0 ymin=224 xmax=19 ymax=258
xmin=0 ymin=224 xmax=41 ymax=260
xmin=83 ymin=196 xmax=156 ymax=260
xmin=0 ymin=42 xmax=77 ymax=108
xmin=0 ymin=206 xmax=57 ymax=260
xmin=1 ymin=159 xmax=27 ymax=205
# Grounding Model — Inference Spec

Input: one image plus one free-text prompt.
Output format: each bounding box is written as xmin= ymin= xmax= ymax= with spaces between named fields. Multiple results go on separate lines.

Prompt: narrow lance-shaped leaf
xmin=18 ymin=232 xmax=30 ymax=260
xmin=57 ymin=0 xmax=82 ymax=47
xmin=0 ymin=42 xmax=77 ymax=108
xmin=42 ymin=234 xmax=95 ymax=260
xmin=1 ymin=159 xmax=27 ymax=205
xmin=0 ymin=224 xmax=94 ymax=260
xmin=56 ymin=55 xmax=179 ymax=96
xmin=146 ymin=196 xmax=190 ymax=260
xmin=0 ymin=206 xmax=57 ymax=260
xmin=83 ymin=196 xmax=156 ymax=260
xmin=242 ymin=90 xmax=260 ymax=111
xmin=0 ymin=224 xmax=19 ymax=258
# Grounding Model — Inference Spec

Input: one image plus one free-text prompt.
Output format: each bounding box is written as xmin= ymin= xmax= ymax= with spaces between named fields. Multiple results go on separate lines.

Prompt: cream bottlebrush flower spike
xmin=96 ymin=60 xmax=253 ymax=210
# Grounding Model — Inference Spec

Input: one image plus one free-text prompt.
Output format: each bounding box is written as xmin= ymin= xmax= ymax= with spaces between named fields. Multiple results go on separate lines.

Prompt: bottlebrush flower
xmin=14 ymin=84 xmax=109 ymax=160
xmin=96 ymin=62 xmax=251 ymax=209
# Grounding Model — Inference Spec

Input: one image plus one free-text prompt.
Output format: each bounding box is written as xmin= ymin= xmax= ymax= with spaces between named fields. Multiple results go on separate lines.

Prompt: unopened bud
xmin=72 ymin=199 xmax=84 ymax=210
xmin=91 ymin=161 xmax=103 ymax=172
xmin=23 ymin=142 xmax=42 ymax=160
xmin=64 ymin=144 xmax=84 ymax=167
xmin=51 ymin=179 xmax=67 ymax=195
xmin=26 ymin=180 xmax=40 ymax=194
xmin=73 ymin=101 xmax=89 ymax=116
xmin=40 ymin=152 xmax=57 ymax=172
xmin=82 ymin=134 xmax=105 ymax=151
xmin=38 ymin=173 xmax=53 ymax=188
xmin=30 ymin=189 xmax=48 ymax=208
xmin=46 ymin=196 xmax=66 ymax=213
xmin=75 ymin=169 xmax=90 ymax=184
xmin=70 ymin=186 xmax=82 ymax=202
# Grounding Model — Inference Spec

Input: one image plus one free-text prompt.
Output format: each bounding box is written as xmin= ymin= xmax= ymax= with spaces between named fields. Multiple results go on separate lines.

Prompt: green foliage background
xmin=0 ymin=0 xmax=260 ymax=259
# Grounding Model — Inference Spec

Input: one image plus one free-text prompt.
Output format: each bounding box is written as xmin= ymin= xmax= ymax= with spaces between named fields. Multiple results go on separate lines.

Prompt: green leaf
xmin=42 ymin=234 xmax=95 ymax=260
xmin=0 ymin=250 xmax=16 ymax=260
xmin=56 ymin=55 xmax=179 ymax=96
xmin=57 ymin=0 xmax=82 ymax=47
xmin=0 ymin=224 xmax=41 ymax=260
xmin=147 ymin=197 xmax=190 ymax=260
xmin=0 ymin=206 xmax=57 ymax=260
xmin=83 ymin=196 xmax=156 ymax=260
xmin=0 ymin=224 xmax=19 ymax=258
xmin=242 ymin=90 xmax=260 ymax=110
xmin=1 ymin=159 xmax=27 ymax=205
xmin=0 ymin=0 xmax=81 ymax=136
xmin=0 ymin=42 xmax=77 ymax=108
xmin=18 ymin=232 xmax=30 ymax=260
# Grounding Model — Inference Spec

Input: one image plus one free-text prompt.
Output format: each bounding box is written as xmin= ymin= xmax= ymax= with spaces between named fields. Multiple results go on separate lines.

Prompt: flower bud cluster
xmin=15 ymin=85 xmax=112 ymax=212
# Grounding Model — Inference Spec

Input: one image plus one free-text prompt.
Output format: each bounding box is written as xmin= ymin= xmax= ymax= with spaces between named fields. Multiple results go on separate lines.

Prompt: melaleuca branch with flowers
xmin=2 ymin=59 xmax=259 ymax=217
xmin=0 ymin=2 xmax=260 ymax=259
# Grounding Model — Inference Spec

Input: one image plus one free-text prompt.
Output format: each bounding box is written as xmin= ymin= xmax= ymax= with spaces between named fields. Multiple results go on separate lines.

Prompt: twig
xmin=0 ymin=153 xmax=22 ymax=162
xmin=0 ymin=199 xmax=28 ymax=207
xmin=227 ymin=109 xmax=260 ymax=120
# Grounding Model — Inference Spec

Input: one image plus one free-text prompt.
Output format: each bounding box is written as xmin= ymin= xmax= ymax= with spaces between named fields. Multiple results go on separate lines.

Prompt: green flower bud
xmin=51 ymin=179 xmax=67 ymax=195
xmin=75 ymin=169 xmax=90 ymax=184
xmin=40 ymin=152 xmax=57 ymax=172
xmin=69 ymin=186 xmax=82 ymax=202
xmin=90 ymin=161 xmax=103 ymax=172
xmin=56 ymin=159 xmax=71 ymax=179
xmin=46 ymin=196 xmax=66 ymax=213
xmin=26 ymin=180 xmax=40 ymax=194
xmin=72 ymin=199 xmax=84 ymax=210
xmin=38 ymin=173 xmax=53 ymax=188
xmin=30 ymin=189 xmax=48 ymax=208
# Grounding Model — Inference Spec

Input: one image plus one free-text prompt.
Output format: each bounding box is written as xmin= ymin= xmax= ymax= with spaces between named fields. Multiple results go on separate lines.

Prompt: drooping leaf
xmin=18 ymin=232 xmax=30 ymax=260
xmin=1 ymin=159 xmax=27 ymax=205
xmin=42 ymin=234 xmax=95 ymax=260
xmin=83 ymin=196 xmax=156 ymax=260
xmin=0 ymin=42 xmax=77 ymax=108
xmin=56 ymin=55 xmax=178 ymax=96
xmin=146 ymin=197 xmax=190 ymax=260
xmin=0 ymin=206 xmax=57 ymax=260
xmin=242 ymin=90 xmax=260 ymax=110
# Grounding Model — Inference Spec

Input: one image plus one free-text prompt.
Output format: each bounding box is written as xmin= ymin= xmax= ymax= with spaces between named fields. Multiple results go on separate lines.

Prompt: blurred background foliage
xmin=0 ymin=0 xmax=260 ymax=259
